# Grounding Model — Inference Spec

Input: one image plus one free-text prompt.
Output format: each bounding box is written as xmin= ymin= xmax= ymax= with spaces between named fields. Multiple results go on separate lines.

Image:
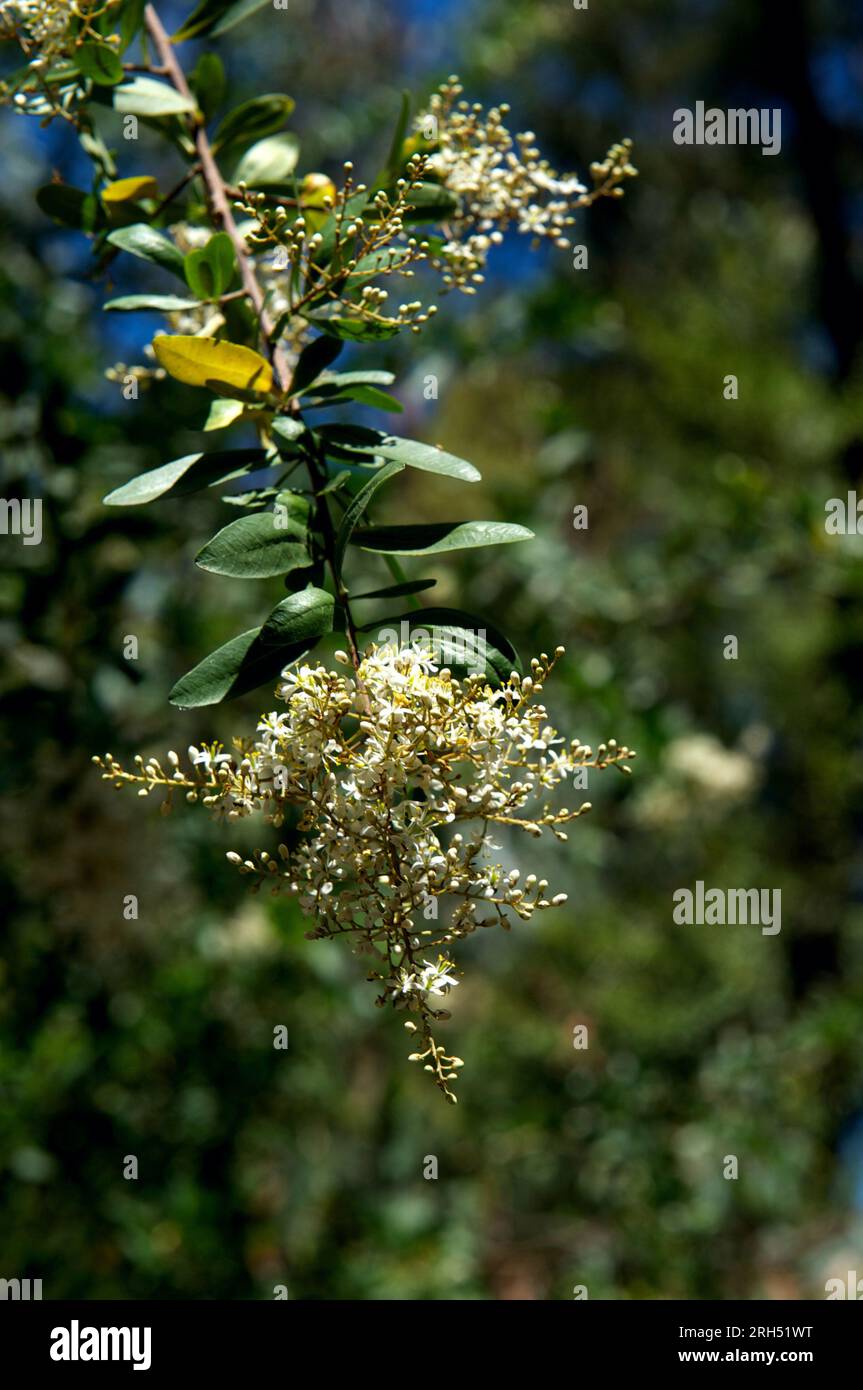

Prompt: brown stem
xmin=143 ymin=3 xmax=291 ymax=391
xmin=141 ymin=6 xmax=369 ymax=689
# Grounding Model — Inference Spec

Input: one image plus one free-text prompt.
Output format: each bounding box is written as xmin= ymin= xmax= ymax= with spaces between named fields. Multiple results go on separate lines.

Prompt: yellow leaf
xmin=102 ymin=176 xmax=160 ymax=205
xmin=153 ymin=336 xmax=274 ymax=396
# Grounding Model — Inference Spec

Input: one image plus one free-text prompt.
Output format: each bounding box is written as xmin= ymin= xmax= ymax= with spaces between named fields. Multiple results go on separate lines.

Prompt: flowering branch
xmin=5 ymin=0 xmax=639 ymax=1100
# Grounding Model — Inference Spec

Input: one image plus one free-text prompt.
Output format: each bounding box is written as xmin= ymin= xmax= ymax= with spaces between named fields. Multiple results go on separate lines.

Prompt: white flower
xmin=189 ymin=744 xmax=232 ymax=773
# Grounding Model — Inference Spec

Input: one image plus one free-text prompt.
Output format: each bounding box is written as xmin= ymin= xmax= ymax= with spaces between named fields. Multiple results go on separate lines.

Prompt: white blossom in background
xmin=665 ymin=733 xmax=757 ymax=800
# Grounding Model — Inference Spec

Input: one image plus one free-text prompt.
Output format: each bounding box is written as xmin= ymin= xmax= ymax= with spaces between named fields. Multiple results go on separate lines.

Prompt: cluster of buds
xmin=94 ymin=642 xmax=635 ymax=1100
xmin=232 ymin=157 xmax=440 ymax=336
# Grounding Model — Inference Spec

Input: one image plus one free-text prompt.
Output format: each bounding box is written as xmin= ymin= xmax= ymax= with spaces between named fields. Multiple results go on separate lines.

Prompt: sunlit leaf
xmin=104 ymin=450 xmax=265 ymax=505
xmin=352 ymin=521 xmax=534 ymax=555
xmin=204 ymin=398 xmax=246 ymax=431
xmin=101 ymin=176 xmax=159 ymax=205
xmin=103 ymin=293 xmax=200 ymax=312
xmin=106 ymin=224 xmax=186 ymax=278
xmin=113 ymin=76 xmax=198 ymax=116
xmin=153 ymin=335 xmax=274 ymax=395
xmin=317 ymin=427 xmax=479 ymax=481
xmin=233 ymin=133 xmax=300 ymax=188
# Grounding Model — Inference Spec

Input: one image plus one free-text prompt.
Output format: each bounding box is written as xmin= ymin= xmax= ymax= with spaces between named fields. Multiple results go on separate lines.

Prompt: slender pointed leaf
xmin=353 ymin=579 xmax=437 ymax=600
xmin=104 ymin=293 xmax=200 ymax=312
xmin=289 ymin=335 xmax=343 ymax=397
xmin=104 ymin=450 xmax=265 ymax=505
xmin=352 ymin=521 xmax=534 ymax=555
xmin=335 ymin=461 xmax=404 ymax=569
xmin=317 ymin=426 xmax=480 ymax=482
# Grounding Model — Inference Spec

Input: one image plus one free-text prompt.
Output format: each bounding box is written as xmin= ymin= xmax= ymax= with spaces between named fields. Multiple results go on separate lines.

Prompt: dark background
xmin=2 ymin=0 xmax=863 ymax=1298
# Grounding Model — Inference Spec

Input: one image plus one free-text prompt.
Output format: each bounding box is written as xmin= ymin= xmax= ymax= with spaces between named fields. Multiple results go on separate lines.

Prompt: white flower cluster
xmin=1 ymin=0 xmax=69 ymax=54
xmin=96 ymin=642 xmax=634 ymax=1098
xmin=1 ymin=0 xmax=120 ymax=118
xmin=417 ymin=76 xmax=636 ymax=290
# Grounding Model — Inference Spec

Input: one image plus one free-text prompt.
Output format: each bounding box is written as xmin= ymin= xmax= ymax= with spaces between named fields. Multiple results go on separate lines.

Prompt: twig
xmin=143 ymin=3 xmax=291 ymax=391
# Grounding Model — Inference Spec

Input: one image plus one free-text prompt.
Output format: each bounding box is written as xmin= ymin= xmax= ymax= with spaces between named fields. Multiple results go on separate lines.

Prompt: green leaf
xmin=104 ymin=450 xmax=266 ymax=506
xmin=353 ymin=579 xmax=437 ymax=601
xmin=335 ymin=461 xmax=404 ymax=570
xmin=385 ymin=91 xmax=412 ymax=178
xmin=304 ymin=383 xmax=403 ymax=413
xmin=204 ymin=398 xmax=246 ymax=431
xmin=309 ymin=317 xmax=400 ymax=343
xmin=113 ymin=76 xmax=198 ymax=117
xmin=361 ymin=608 xmax=520 ymax=683
xmin=275 ymin=491 xmax=313 ymax=525
xmin=309 ymin=370 xmax=396 ymax=390
xmin=174 ymin=0 xmax=272 ymax=40
xmin=233 ymin=133 xmax=300 ymax=188
xmin=104 ymin=293 xmax=200 ymax=312
xmin=222 ymin=487 xmax=279 ymax=509
xmin=36 ymin=184 xmax=103 ymax=232
xmin=173 ymin=0 xmax=232 ymax=39
xmin=190 ymin=52 xmax=226 ymax=122
xmin=106 ymin=224 xmax=186 ymax=279
xmin=318 ymin=470 xmax=352 ymax=497
xmin=184 ymin=232 xmax=236 ymax=299
xmin=258 ymin=587 xmax=334 ymax=645
xmin=289 ymin=336 xmax=343 ymax=398
xmin=316 ymin=427 xmax=480 ymax=482
xmin=400 ymin=181 xmax=460 ymax=222
xmin=169 ymin=608 xmax=322 ymax=709
xmin=214 ymin=95 xmax=295 ymax=156
xmin=80 ymin=127 xmax=117 ymax=179
xmin=271 ymin=416 xmax=308 ymax=449
xmin=119 ymin=0 xmax=147 ymax=52
xmin=195 ymin=509 xmax=312 ymax=578
xmin=213 ymin=0 xmax=274 ymax=33
xmin=77 ymin=41 xmax=125 ymax=86
xmin=352 ymin=521 xmax=534 ymax=555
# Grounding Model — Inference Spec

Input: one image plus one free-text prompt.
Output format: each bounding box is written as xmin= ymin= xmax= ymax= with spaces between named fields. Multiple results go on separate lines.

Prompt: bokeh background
xmin=3 ymin=0 xmax=863 ymax=1299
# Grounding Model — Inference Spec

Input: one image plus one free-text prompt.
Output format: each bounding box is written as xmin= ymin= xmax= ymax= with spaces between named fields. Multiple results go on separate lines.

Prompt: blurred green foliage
xmin=2 ymin=0 xmax=863 ymax=1299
